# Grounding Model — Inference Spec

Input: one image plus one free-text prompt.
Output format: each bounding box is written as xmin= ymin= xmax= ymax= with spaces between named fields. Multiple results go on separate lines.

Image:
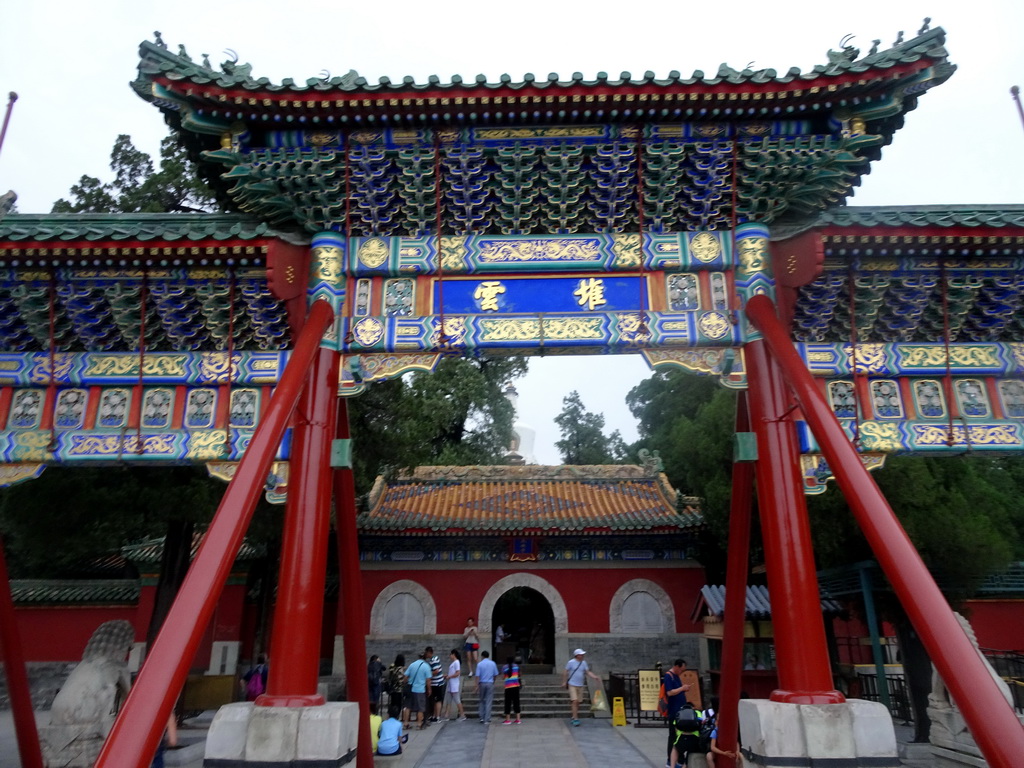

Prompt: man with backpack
xmin=242 ymin=654 xmax=268 ymax=701
xmin=669 ymin=703 xmax=703 ymax=768
xmin=662 ymin=659 xmax=692 ymax=768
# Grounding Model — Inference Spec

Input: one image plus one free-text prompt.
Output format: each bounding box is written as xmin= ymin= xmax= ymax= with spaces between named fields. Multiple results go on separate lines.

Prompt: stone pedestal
xmin=39 ymin=723 xmax=107 ymax=768
xmin=204 ymin=701 xmax=358 ymax=767
xmin=738 ymin=699 xmax=899 ymax=767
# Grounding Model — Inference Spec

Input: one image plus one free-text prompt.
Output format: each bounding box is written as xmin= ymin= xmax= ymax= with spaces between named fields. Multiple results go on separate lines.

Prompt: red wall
xmin=12 ymin=606 xmax=141 ymax=661
xmin=964 ymin=599 xmax=1024 ymax=652
xmin=13 ymin=582 xmax=250 ymax=667
xmin=356 ymin=566 xmax=706 ymax=634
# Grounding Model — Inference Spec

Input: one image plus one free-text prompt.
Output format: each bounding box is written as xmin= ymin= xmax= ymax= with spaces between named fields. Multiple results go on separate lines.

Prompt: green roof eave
xmin=0 ymin=212 xmax=304 ymax=245
xmin=10 ymin=578 xmax=141 ymax=605
xmin=133 ymin=27 xmax=952 ymax=109
xmin=771 ymin=205 xmax=1024 ymax=240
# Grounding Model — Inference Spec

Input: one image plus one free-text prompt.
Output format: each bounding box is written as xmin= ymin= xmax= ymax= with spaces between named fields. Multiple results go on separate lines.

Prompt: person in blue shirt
xmin=474 ymin=650 xmax=499 ymax=724
xmin=663 ymin=658 xmax=692 ymax=768
xmin=404 ymin=652 xmax=433 ymax=730
xmin=376 ymin=706 xmax=407 ymax=756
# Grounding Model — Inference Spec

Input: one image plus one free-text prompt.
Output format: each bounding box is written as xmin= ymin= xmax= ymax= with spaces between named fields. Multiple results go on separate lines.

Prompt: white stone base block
xmin=203 ymin=701 xmax=358 ymax=767
xmin=738 ymin=699 xmax=899 ymax=767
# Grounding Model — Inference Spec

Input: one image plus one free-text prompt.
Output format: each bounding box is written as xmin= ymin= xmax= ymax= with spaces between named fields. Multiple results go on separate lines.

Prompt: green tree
xmin=52 ymin=134 xmax=215 ymax=213
xmin=554 ymin=390 xmax=628 ymax=465
xmin=627 ymin=370 xmax=738 ymax=576
xmin=349 ymin=356 xmax=527 ymax=494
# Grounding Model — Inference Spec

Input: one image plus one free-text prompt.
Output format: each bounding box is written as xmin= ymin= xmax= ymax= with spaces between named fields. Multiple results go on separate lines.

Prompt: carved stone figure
xmin=927 ymin=612 xmax=1021 ymax=767
xmin=41 ymin=620 xmax=135 ymax=768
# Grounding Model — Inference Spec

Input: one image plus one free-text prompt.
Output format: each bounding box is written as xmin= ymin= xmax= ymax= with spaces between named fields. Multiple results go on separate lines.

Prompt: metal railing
xmin=857 ymin=672 xmax=913 ymax=724
xmin=982 ymin=649 xmax=1024 ymax=714
xmin=608 ymin=672 xmax=666 ymax=728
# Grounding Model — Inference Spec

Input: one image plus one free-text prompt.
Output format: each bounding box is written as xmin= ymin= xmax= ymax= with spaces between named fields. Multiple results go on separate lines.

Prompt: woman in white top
xmin=463 ymin=618 xmax=479 ymax=676
xmin=443 ymin=649 xmax=466 ymax=720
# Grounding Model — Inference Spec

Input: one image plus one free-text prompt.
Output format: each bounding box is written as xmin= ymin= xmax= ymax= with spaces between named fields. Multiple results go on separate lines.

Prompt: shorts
xmin=444 ymin=689 xmax=462 ymax=708
xmin=408 ymin=691 xmax=427 ymax=713
xmin=464 ymin=643 xmax=474 ymax=652
xmin=567 ymin=684 xmax=585 ymax=702
xmin=429 ymin=684 xmax=446 ymax=704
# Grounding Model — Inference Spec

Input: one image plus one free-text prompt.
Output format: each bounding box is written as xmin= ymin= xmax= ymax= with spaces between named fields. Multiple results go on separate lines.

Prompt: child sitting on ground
xmin=376 ymin=705 xmax=408 ymax=756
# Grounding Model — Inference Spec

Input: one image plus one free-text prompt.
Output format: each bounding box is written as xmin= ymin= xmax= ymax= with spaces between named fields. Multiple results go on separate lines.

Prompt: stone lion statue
xmin=42 ymin=620 xmax=135 ymax=767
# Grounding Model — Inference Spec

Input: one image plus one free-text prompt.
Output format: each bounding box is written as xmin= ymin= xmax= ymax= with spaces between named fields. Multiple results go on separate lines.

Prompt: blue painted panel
xmin=432 ymin=276 xmax=645 ymax=314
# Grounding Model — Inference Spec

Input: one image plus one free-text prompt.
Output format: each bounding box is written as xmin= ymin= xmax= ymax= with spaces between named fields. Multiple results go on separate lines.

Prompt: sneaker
xmin=515 ymin=719 xmax=522 ymax=725
xmin=572 ymin=719 xmax=580 ymax=727
xmin=503 ymin=719 xmax=512 ymax=725
xmin=457 ymin=716 xmax=468 ymax=721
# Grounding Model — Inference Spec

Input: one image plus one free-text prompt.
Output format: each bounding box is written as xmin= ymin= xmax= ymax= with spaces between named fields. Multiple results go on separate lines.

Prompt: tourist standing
xmin=367 ymin=654 xmax=385 ymax=709
xmin=475 ymin=650 xmax=499 ymax=724
xmin=404 ymin=652 xmax=433 ymax=730
xmin=663 ymin=658 xmax=692 ymax=768
xmin=426 ymin=645 xmax=446 ymax=722
xmin=560 ymin=648 xmax=601 ymax=726
xmin=444 ymin=649 xmax=467 ymax=720
xmin=463 ymin=617 xmax=480 ymax=676
xmin=385 ymin=654 xmax=407 ymax=725
xmin=501 ymin=655 xmax=522 ymax=724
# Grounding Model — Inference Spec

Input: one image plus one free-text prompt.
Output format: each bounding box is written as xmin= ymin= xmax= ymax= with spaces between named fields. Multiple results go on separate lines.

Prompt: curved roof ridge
xmin=135 ymin=26 xmax=950 ymax=95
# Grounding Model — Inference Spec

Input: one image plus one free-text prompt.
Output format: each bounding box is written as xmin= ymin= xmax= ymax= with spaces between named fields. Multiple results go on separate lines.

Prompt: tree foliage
xmin=350 ymin=356 xmax=527 ymax=494
xmin=625 ymin=368 xmax=1024 ymax=594
xmin=52 ymin=134 xmax=216 ymax=214
xmin=0 ymin=465 xmax=222 ymax=577
xmin=553 ymin=390 xmax=628 ymax=465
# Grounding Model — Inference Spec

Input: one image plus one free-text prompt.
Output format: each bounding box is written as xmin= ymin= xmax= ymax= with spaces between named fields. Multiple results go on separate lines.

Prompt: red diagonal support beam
xmin=746 ymin=293 xmax=1024 ymax=768
xmin=95 ymin=298 xmax=335 ymax=768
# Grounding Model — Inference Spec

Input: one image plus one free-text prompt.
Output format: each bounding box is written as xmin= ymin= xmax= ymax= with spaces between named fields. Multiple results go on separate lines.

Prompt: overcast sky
xmin=1 ymin=1 xmax=1022 ymax=464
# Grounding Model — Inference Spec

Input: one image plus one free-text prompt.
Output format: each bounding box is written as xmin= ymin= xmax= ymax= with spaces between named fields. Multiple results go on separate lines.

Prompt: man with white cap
xmin=560 ymin=648 xmax=601 ymax=726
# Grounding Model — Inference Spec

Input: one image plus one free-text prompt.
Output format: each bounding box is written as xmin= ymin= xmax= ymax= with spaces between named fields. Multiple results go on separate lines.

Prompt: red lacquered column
xmin=715 ymin=395 xmax=755 ymax=767
xmin=333 ymin=398 xmax=372 ymax=768
xmin=261 ymin=343 xmax=339 ymax=705
xmin=746 ymin=338 xmax=843 ymax=704
xmin=0 ymin=535 xmax=44 ymax=768
xmin=747 ymin=293 xmax=1024 ymax=767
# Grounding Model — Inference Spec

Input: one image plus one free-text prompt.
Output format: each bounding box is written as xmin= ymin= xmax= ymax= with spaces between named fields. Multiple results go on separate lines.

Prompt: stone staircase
xmin=454 ymin=673 xmax=590 ymax=719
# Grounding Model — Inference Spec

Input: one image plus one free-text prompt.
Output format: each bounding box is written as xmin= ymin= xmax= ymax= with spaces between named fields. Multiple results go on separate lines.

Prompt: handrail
xmin=746 ymin=293 xmax=1024 ymax=768
xmin=95 ymin=298 xmax=335 ymax=768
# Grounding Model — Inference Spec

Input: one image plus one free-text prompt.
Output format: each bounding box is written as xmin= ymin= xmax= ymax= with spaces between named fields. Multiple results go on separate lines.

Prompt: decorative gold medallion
xmin=689 ymin=232 xmax=722 ymax=263
xmin=357 ymin=238 xmax=389 ymax=269
xmin=697 ymin=311 xmax=730 ymax=340
xmin=353 ymin=317 xmax=385 ymax=347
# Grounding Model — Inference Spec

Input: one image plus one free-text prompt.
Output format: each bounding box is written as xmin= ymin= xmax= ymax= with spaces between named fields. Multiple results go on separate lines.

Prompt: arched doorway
xmin=491 ymin=586 xmax=555 ymax=667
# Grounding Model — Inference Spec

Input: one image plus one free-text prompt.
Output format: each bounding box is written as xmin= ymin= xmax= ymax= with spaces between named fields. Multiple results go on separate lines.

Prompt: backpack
xmin=676 ymin=704 xmax=700 ymax=731
xmin=700 ymin=713 xmax=715 ymax=739
xmin=657 ymin=682 xmax=668 ymax=717
xmin=245 ymin=665 xmax=265 ymax=699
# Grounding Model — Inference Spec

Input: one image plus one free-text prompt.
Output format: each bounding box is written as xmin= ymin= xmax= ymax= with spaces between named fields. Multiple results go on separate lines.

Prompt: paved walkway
xmin=0 ymin=709 xmax=670 ymax=768
xmin=380 ymin=717 xmax=666 ymax=768
xmin=1 ymin=710 xmax=921 ymax=767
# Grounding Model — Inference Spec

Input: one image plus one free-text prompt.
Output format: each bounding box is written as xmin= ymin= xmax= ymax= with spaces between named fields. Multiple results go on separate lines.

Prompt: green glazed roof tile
xmin=10 ymin=578 xmax=140 ymax=605
xmin=136 ymin=27 xmax=950 ymax=95
xmin=0 ymin=213 xmax=293 ymax=243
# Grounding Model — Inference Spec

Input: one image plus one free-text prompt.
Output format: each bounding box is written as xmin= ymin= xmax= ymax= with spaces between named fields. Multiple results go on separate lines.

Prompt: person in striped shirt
xmin=501 ymin=656 xmax=523 ymax=724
